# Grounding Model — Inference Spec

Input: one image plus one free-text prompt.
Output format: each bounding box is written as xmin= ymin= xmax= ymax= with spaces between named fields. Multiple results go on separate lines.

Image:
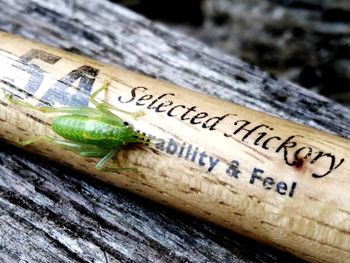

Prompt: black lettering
xmin=203 ymin=114 xmax=229 ymax=131
xmin=167 ymin=104 xmax=186 ymax=117
xmin=118 ymin=86 xmax=147 ymax=104
xmin=293 ymin=147 xmax=313 ymax=166
xmin=185 ymin=144 xmax=192 ymax=160
xmin=225 ymin=120 xmax=249 ymax=137
xmin=289 ymin=182 xmax=297 ymax=197
xmin=148 ymin=93 xmax=174 ymax=109
xmin=254 ymin=128 xmax=274 ymax=146
xmin=226 ymin=160 xmax=241 ymax=178
xmin=276 ymin=135 xmax=301 ymax=165
xmin=155 ymin=100 xmax=173 ymax=113
xmin=166 ymin=138 xmax=178 ymax=154
xmin=136 ymin=94 xmax=153 ymax=106
xmin=181 ymin=106 xmax=197 ymax=120
xmin=225 ymin=120 xmax=269 ymax=141
xmin=198 ymin=152 xmax=207 ymax=166
xmin=178 ymin=143 xmax=186 ymax=158
xmin=254 ymin=132 xmax=268 ymax=146
xmin=263 ymin=177 xmax=274 ymax=190
xmin=311 ymin=152 xmax=345 ymax=178
xmin=262 ymin=136 xmax=281 ymax=150
xmin=276 ymin=182 xmax=287 ymax=195
xmin=190 ymin=112 xmax=208 ymax=125
xmin=250 ymin=168 xmax=264 ymax=184
xmin=191 ymin=147 xmax=198 ymax=162
xmin=208 ymin=157 xmax=220 ymax=172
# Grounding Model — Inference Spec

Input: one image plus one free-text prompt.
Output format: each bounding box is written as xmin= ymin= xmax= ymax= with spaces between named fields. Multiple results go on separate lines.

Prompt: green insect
xmin=8 ymin=81 xmax=148 ymax=172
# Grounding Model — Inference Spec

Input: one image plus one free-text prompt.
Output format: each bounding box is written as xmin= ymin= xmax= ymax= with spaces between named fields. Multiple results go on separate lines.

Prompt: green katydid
xmin=8 ymin=81 xmax=149 ymax=173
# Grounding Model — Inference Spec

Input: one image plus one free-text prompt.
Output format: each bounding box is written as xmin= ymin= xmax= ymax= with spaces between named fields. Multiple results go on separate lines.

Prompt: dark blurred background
xmin=114 ymin=0 xmax=350 ymax=108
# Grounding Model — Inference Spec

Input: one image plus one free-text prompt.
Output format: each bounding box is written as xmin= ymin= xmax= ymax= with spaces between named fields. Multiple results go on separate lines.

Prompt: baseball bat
xmin=0 ymin=32 xmax=349 ymax=263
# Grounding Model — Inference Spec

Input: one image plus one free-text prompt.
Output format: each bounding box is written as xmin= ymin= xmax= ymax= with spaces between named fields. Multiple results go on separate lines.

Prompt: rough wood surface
xmin=180 ymin=0 xmax=350 ymax=106
xmin=0 ymin=0 xmax=349 ymax=262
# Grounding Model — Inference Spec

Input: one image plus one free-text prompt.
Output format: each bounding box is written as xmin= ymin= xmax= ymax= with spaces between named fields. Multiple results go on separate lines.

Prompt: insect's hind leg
xmin=79 ymin=148 xmax=110 ymax=158
xmin=16 ymin=136 xmax=61 ymax=146
xmin=17 ymin=136 xmax=102 ymax=154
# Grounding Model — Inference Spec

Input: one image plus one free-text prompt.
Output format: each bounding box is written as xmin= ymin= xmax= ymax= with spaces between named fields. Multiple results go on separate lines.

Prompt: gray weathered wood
xmin=0 ymin=143 xmax=302 ymax=263
xmin=0 ymin=0 xmax=349 ymax=262
xmin=188 ymin=0 xmax=350 ymax=106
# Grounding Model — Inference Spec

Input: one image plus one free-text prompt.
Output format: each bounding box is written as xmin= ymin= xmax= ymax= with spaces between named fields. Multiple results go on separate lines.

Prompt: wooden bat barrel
xmin=0 ymin=32 xmax=349 ymax=263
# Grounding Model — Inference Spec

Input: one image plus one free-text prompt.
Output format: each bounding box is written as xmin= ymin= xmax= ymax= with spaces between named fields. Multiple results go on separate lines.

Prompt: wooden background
xmin=0 ymin=0 xmax=349 ymax=262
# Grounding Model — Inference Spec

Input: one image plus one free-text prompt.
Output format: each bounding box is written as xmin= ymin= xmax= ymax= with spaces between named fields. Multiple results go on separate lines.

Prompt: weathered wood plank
xmin=0 ymin=142 xmax=302 ymax=262
xmin=0 ymin=0 xmax=348 ymax=262
xmin=188 ymin=0 xmax=350 ymax=106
